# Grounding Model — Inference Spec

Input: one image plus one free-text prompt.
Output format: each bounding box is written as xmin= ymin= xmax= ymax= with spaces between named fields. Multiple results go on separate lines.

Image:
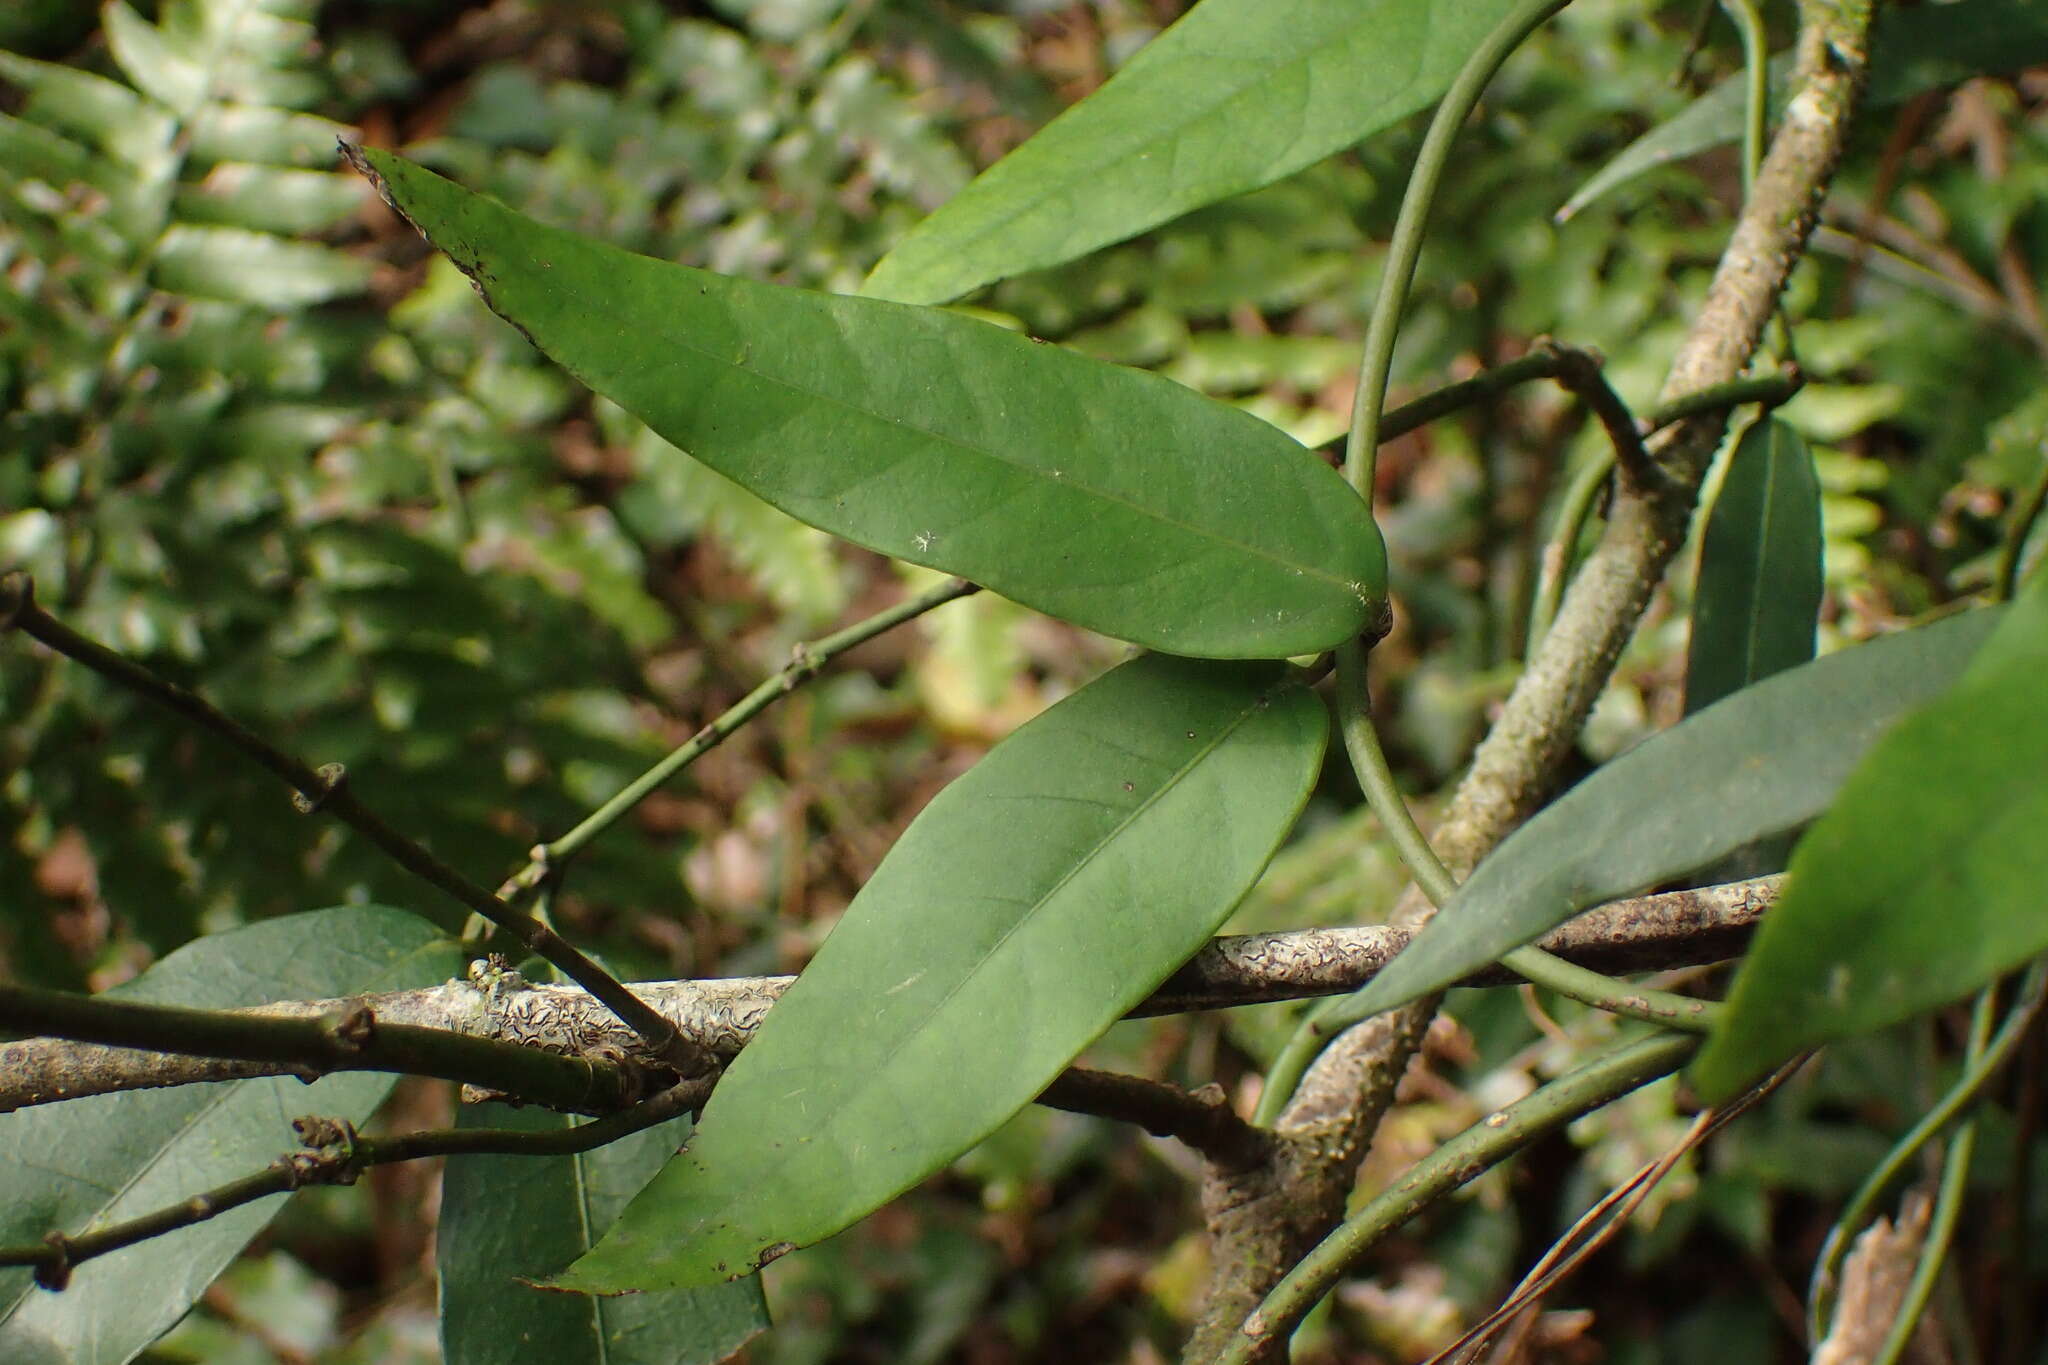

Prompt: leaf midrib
xmin=689 ymin=681 xmax=1283 ymax=1248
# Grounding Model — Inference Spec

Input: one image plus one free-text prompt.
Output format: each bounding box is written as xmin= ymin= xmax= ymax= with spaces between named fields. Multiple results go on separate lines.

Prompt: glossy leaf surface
xmin=1333 ymin=608 xmax=2003 ymax=1024
xmin=558 ymin=657 xmax=1326 ymax=1290
xmin=1560 ymin=0 xmax=2048 ymax=220
xmin=863 ymin=0 xmax=1517 ymax=305
xmin=439 ymin=1103 xmax=768 ymax=1365
xmin=1692 ymin=577 xmax=2048 ymax=1099
xmin=353 ymin=149 xmax=1385 ymax=659
xmin=1684 ymin=419 xmax=1822 ymax=714
xmin=0 ymin=908 xmax=459 ymax=1365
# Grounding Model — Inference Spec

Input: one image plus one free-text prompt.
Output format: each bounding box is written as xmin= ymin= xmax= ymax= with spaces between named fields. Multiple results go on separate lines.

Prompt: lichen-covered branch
xmin=0 ymin=877 xmax=1773 ymax=1113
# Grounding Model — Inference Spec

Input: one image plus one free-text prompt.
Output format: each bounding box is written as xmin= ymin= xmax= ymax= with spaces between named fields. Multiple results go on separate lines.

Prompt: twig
xmin=0 ymin=571 xmax=709 ymax=1078
xmin=1428 ymin=1054 xmax=1804 ymax=1363
xmin=0 ymin=983 xmax=629 ymax=1112
xmin=496 ymin=576 xmax=979 ymax=901
xmin=1038 ymin=1067 xmax=1271 ymax=1170
xmin=0 ymin=1080 xmax=709 ymax=1288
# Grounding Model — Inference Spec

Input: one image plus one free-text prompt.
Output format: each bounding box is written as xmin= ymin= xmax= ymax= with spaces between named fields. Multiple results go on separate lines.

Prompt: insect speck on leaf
xmin=1122 ymin=781 xmax=1135 ymax=792
xmin=914 ymin=531 xmax=934 ymax=552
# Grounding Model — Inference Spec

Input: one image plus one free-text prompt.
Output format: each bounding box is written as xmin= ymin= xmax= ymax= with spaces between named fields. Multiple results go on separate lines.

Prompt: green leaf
xmin=1692 ymin=578 xmax=2048 ymax=1099
xmin=174 ymin=163 xmax=364 ymax=234
xmin=1684 ymin=419 xmax=1822 ymax=714
xmin=0 ymin=51 xmax=174 ymax=171
xmin=1332 ymin=607 xmax=2004 ymax=1025
xmin=556 ymin=656 xmax=1326 ymax=1290
xmin=862 ymin=0 xmax=1518 ymax=305
xmin=0 ymin=907 xmax=459 ymax=1365
xmin=150 ymin=223 xmax=371 ymax=307
xmin=1560 ymin=0 xmax=2048 ymax=221
xmin=439 ymin=1103 xmax=768 ymax=1365
xmin=350 ymin=148 xmax=1385 ymax=658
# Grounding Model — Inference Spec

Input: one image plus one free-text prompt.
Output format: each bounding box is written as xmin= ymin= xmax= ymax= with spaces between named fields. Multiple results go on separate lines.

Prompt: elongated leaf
xmin=439 ymin=1103 xmax=768 ymax=1365
xmin=1332 ymin=607 xmax=2004 ymax=1025
xmin=0 ymin=908 xmax=459 ymax=1365
xmin=556 ymin=656 xmax=1326 ymax=1290
xmin=862 ymin=0 xmax=1517 ymax=305
xmin=1560 ymin=0 xmax=2048 ymax=220
xmin=350 ymin=148 xmax=1385 ymax=659
xmin=1691 ymin=577 xmax=2048 ymax=1099
xmin=1684 ymin=419 xmax=1822 ymax=714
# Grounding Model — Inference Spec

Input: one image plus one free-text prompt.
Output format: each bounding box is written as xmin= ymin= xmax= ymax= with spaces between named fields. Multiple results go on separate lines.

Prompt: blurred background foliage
xmin=2 ymin=0 xmax=2044 ymax=1360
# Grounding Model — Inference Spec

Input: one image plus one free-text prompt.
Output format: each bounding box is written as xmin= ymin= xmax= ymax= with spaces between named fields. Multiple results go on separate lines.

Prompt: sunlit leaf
xmin=862 ymin=0 xmax=1519 ymax=305
xmin=556 ymin=656 xmax=1326 ymax=1290
xmin=439 ymin=1103 xmax=768 ymax=1365
xmin=1331 ymin=607 xmax=2004 ymax=1024
xmin=1692 ymin=576 xmax=2048 ymax=1099
xmin=351 ymin=147 xmax=1386 ymax=658
xmin=0 ymin=908 xmax=460 ymax=1365
xmin=1685 ymin=419 xmax=1822 ymax=714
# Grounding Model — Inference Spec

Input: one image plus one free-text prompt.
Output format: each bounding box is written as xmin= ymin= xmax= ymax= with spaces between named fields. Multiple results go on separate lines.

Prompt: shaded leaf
xmin=152 ymin=223 xmax=371 ymax=307
xmin=862 ymin=0 xmax=1519 ymax=305
xmin=0 ymin=908 xmax=459 ymax=1365
xmin=351 ymin=148 xmax=1385 ymax=658
xmin=1685 ymin=419 xmax=1822 ymax=714
xmin=1331 ymin=607 xmax=2004 ymax=1024
xmin=557 ymin=656 xmax=1326 ymax=1290
xmin=1560 ymin=0 xmax=2048 ymax=220
xmin=439 ymin=1103 xmax=768 ymax=1365
xmin=174 ymin=162 xmax=364 ymax=234
xmin=1691 ymin=577 xmax=2048 ymax=1099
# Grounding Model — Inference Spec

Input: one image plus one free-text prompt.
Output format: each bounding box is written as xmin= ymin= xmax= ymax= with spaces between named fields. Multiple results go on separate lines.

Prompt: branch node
xmin=291 ymin=762 xmax=349 ymax=815
xmin=34 ymin=1233 xmax=72 ymax=1291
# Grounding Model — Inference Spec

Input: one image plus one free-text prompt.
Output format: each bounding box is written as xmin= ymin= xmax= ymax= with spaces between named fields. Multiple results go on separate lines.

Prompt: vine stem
xmin=1340 ymin=0 xmax=1574 ymax=500
xmin=1224 ymin=1030 xmax=1699 ymax=1363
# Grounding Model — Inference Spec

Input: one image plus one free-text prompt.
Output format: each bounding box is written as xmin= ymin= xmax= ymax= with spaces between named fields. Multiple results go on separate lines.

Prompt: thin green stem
xmin=1808 ymin=959 xmax=2048 ymax=1341
xmin=1341 ymin=0 xmax=1574 ymax=499
xmin=1225 ymin=1030 xmax=1698 ymax=1363
xmin=1336 ymin=642 xmax=1458 ymax=906
xmin=1993 ymin=457 xmax=2048 ymax=602
xmin=1498 ymin=944 xmax=1721 ymax=1032
xmin=500 ymin=576 xmax=979 ymax=897
xmin=1720 ymin=0 xmax=1768 ymax=197
xmin=1641 ymin=369 xmax=1804 ymax=434
xmin=0 ymin=572 xmax=707 ymax=1077
xmin=1872 ymin=1112 xmax=1977 ymax=1365
xmin=1253 ymin=641 xmax=1712 ymax=1125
